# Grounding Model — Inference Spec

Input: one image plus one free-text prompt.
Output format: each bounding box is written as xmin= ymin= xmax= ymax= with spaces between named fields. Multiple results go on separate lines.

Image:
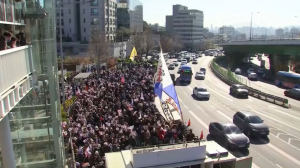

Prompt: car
xmin=193 ymin=87 xmax=210 ymax=100
xmin=248 ymin=72 xmax=257 ymax=80
xmin=233 ymin=111 xmax=269 ymax=137
xmin=247 ymin=68 xmax=255 ymax=74
xmin=284 ymin=88 xmax=300 ymax=99
xmin=170 ymin=74 xmax=176 ymax=84
xmin=200 ymin=68 xmax=206 ymax=75
xmin=195 ymin=72 xmax=205 ymax=80
xmin=173 ymin=60 xmax=179 ymax=66
xmin=168 ymin=64 xmax=175 ymax=70
xmin=230 ymin=84 xmax=249 ymax=98
xmin=209 ymin=122 xmax=250 ymax=149
xmin=192 ymin=60 xmax=198 ymax=64
xmin=177 ymin=58 xmax=182 ymax=62
xmin=181 ymin=59 xmax=187 ymax=64
xmin=235 ymin=68 xmax=242 ymax=74
xmin=257 ymin=68 xmax=265 ymax=74
xmin=262 ymin=73 xmax=271 ymax=80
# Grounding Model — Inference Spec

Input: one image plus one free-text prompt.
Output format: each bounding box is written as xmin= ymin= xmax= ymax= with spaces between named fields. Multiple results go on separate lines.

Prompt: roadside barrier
xmin=210 ymin=59 xmax=289 ymax=108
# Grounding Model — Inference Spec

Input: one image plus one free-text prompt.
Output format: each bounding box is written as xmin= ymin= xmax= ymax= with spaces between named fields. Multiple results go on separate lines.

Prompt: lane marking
xmin=270 ymin=134 xmax=300 ymax=151
xmin=269 ymin=105 xmax=277 ymax=109
xmin=184 ymin=105 xmax=189 ymax=109
xmin=269 ymin=108 xmax=300 ymax=121
xmin=210 ymin=105 xmax=215 ymax=109
xmin=276 ymin=164 xmax=283 ymax=168
xmin=178 ymin=97 xmax=182 ymax=102
xmin=202 ymin=84 xmax=233 ymax=102
xmin=187 ymin=110 xmax=209 ymax=129
xmin=183 ymin=92 xmax=188 ymax=96
xmin=196 ymin=105 xmax=209 ymax=116
xmin=252 ymin=110 xmax=299 ymax=131
xmin=266 ymin=143 xmax=300 ymax=166
xmin=217 ymin=110 xmax=232 ymax=121
xmin=248 ymin=99 xmax=253 ymax=102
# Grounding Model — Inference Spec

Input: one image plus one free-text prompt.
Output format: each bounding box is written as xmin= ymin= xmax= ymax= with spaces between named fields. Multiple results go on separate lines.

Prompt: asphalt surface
xmin=167 ymin=56 xmax=300 ymax=168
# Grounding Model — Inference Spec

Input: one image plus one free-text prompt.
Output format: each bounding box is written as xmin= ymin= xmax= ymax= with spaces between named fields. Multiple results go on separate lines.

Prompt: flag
xmin=129 ymin=47 xmax=137 ymax=61
xmin=187 ymin=119 xmax=191 ymax=127
xmin=121 ymin=77 xmax=125 ymax=83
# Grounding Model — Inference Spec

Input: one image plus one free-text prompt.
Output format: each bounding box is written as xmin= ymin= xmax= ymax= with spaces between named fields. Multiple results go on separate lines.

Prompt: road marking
xmin=217 ymin=110 xmax=232 ymax=121
xmin=187 ymin=110 xmax=208 ymax=129
xmin=184 ymin=105 xmax=189 ymax=109
xmin=210 ymin=105 xmax=215 ymax=109
xmin=269 ymin=105 xmax=277 ymax=109
xmin=247 ymin=105 xmax=254 ymax=109
xmin=183 ymin=92 xmax=188 ymax=96
xmin=196 ymin=105 xmax=209 ymax=116
xmin=178 ymin=97 xmax=182 ymax=102
xmin=266 ymin=143 xmax=300 ymax=166
xmin=276 ymin=164 xmax=283 ymax=168
xmin=270 ymin=109 xmax=300 ymax=121
xmin=248 ymin=99 xmax=253 ymax=102
xmin=202 ymin=84 xmax=233 ymax=102
xmin=252 ymin=110 xmax=299 ymax=131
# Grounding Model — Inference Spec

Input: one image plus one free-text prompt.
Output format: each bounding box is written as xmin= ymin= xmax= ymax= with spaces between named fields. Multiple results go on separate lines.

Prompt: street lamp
xmin=250 ymin=12 xmax=259 ymax=41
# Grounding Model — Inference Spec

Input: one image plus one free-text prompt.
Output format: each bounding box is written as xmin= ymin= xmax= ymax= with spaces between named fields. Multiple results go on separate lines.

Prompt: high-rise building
xmin=275 ymin=28 xmax=284 ymax=37
xmin=56 ymin=0 xmax=118 ymax=54
xmin=165 ymin=4 xmax=204 ymax=49
xmin=0 ymin=0 xmax=64 ymax=167
xmin=117 ymin=0 xmax=143 ymax=32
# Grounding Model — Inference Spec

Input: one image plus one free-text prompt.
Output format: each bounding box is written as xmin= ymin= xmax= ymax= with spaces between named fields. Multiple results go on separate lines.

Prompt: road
xmin=167 ymin=56 xmax=300 ymax=168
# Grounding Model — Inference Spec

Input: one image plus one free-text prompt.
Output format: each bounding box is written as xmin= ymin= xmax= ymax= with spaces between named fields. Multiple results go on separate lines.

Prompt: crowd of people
xmin=0 ymin=30 xmax=27 ymax=51
xmin=62 ymin=62 xmax=196 ymax=168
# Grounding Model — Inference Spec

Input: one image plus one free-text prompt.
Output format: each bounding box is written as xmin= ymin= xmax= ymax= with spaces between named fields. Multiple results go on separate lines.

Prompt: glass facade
xmin=0 ymin=0 xmax=64 ymax=168
xmin=117 ymin=0 xmax=143 ymax=32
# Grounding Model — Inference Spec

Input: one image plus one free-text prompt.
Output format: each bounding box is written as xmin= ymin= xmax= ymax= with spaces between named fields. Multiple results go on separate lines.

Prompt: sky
xmin=139 ymin=0 xmax=300 ymax=28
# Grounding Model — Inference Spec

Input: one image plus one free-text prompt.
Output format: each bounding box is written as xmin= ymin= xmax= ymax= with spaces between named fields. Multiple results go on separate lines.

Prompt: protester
xmin=0 ymin=31 xmax=12 ymax=51
xmin=64 ymin=62 xmax=195 ymax=168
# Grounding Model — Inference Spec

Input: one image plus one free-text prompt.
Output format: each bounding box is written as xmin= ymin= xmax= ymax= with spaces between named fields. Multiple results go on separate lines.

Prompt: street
xmin=168 ymin=56 xmax=300 ymax=168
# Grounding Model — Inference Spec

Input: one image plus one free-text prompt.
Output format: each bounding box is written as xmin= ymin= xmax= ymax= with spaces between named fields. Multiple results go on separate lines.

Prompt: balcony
xmin=0 ymin=46 xmax=33 ymax=119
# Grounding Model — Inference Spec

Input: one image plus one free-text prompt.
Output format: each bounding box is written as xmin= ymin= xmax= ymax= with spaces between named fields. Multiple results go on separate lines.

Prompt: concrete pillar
xmin=0 ymin=115 xmax=16 ymax=168
xmin=269 ymin=54 xmax=290 ymax=75
xmin=21 ymin=144 xmax=28 ymax=168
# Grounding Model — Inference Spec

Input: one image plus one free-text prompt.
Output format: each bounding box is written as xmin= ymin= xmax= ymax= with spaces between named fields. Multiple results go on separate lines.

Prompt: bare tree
xmin=143 ymin=29 xmax=154 ymax=55
xmin=160 ymin=35 xmax=174 ymax=52
xmin=88 ymin=27 xmax=110 ymax=75
xmin=131 ymin=27 xmax=144 ymax=56
xmin=173 ymin=35 xmax=183 ymax=52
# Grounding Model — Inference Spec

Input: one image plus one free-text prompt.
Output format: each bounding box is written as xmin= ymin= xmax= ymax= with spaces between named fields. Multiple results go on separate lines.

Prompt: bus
xmin=276 ymin=71 xmax=300 ymax=88
xmin=179 ymin=65 xmax=193 ymax=83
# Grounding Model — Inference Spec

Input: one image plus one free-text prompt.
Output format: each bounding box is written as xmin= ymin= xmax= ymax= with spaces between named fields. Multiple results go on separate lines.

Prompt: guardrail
xmin=210 ymin=58 xmax=289 ymax=108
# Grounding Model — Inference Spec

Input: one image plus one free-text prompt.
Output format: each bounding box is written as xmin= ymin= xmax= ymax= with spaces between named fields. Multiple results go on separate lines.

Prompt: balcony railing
xmin=0 ymin=46 xmax=33 ymax=118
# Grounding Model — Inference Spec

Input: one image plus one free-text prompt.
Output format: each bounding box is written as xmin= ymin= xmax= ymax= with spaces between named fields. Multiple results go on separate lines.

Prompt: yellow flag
xmin=129 ymin=47 xmax=137 ymax=61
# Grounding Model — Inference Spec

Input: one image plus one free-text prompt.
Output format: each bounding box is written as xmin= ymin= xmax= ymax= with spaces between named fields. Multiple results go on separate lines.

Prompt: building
xmin=275 ymin=28 xmax=284 ymax=37
xmin=56 ymin=0 xmax=118 ymax=54
xmin=117 ymin=0 xmax=143 ymax=32
xmin=165 ymin=4 xmax=204 ymax=49
xmin=0 ymin=0 xmax=64 ymax=167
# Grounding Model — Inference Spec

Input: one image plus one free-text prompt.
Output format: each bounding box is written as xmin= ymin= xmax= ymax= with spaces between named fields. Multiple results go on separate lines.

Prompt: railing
xmin=210 ymin=58 xmax=289 ymax=107
xmin=223 ymin=38 xmax=300 ymax=43
xmin=0 ymin=46 xmax=33 ymax=94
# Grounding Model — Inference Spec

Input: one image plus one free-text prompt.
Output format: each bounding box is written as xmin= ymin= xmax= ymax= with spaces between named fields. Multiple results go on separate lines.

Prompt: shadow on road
xmin=250 ymin=136 xmax=270 ymax=145
xmin=191 ymin=94 xmax=210 ymax=101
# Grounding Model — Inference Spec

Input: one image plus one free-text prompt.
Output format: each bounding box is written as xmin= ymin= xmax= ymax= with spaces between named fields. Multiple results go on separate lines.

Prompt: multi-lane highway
xmin=168 ymin=56 xmax=300 ymax=168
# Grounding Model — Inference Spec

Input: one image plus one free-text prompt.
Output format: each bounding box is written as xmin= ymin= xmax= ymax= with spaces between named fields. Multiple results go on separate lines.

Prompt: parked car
xmin=248 ymin=73 xmax=258 ymax=80
xmin=233 ymin=111 xmax=269 ymax=137
xmin=235 ymin=68 xmax=242 ymax=74
xmin=209 ymin=122 xmax=250 ymax=149
xmin=284 ymin=88 xmax=300 ymax=99
xmin=193 ymin=87 xmax=210 ymax=100
xmin=173 ymin=60 xmax=179 ymax=66
xmin=195 ymin=72 xmax=205 ymax=80
xmin=247 ymin=68 xmax=255 ymax=74
xmin=192 ymin=60 xmax=198 ymax=64
xmin=262 ymin=73 xmax=271 ymax=80
xmin=230 ymin=84 xmax=249 ymax=98
xmin=257 ymin=68 xmax=265 ymax=74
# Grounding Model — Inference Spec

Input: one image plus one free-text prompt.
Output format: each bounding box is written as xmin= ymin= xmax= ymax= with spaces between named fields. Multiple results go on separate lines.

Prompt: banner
xmin=129 ymin=47 xmax=137 ymax=61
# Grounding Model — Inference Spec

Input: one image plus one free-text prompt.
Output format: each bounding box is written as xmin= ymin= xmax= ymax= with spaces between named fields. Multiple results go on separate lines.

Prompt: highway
xmin=239 ymin=55 xmax=300 ymax=111
xmin=167 ymin=56 xmax=300 ymax=168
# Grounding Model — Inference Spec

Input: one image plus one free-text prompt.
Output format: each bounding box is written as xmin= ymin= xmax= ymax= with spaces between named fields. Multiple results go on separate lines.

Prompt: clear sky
xmin=139 ymin=0 xmax=300 ymax=28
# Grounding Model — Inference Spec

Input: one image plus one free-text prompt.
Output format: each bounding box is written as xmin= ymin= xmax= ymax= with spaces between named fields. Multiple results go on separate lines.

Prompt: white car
xmin=257 ymin=68 xmax=265 ymax=74
xmin=235 ymin=68 xmax=242 ymax=74
xmin=181 ymin=59 xmax=187 ymax=64
xmin=248 ymin=73 xmax=258 ymax=80
xmin=247 ymin=68 xmax=255 ymax=74
xmin=193 ymin=87 xmax=210 ymax=100
xmin=195 ymin=72 xmax=205 ymax=80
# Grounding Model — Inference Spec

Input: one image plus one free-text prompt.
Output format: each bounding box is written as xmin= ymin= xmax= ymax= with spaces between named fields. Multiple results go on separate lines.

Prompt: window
xmin=91 ymin=0 xmax=98 ymax=6
xmin=91 ymin=18 xmax=98 ymax=25
xmin=84 ymin=28 xmax=86 ymax=32
xmin=61 ymin=19 xmax=64 ymax=25
xmin=70 ymin=28 xmax=71 ymax=33
xmin=84 ymin=18 xmax=86 ymax=23
xmin=69 ymin=9 xmax=71 ymax=14
xmin=83 ymin=9 xmax=85 ymax=14
xmin=91 ymin=8 xmax=98 ymax=15
xmin=62 ymin=28 xmax=65 ymax=35
xmin=69 ymin=19 xmax=71 ymax=23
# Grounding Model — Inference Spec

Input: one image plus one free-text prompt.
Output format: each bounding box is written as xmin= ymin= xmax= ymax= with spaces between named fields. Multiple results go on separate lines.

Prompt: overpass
xmin=219 ymin=39 xmax=300 ymax=74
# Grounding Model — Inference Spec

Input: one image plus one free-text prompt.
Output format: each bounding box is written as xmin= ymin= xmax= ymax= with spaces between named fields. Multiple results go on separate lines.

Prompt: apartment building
xmin=1 ymin=0 xmax=64 ymax=167
xmin=166 ymin=4 xmax=204 ymax=49
xmin=56 ymin=0 xmax=118 ymax=54
xmin=117 ymin=0 xmax=143 ymax=32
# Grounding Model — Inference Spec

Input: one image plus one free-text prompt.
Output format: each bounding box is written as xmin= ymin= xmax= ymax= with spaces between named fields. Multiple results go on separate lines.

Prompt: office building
xmin=166 ymin=4 xmax=204 ymax=49
xmin=117 ymin=0 xmax=143 ymax=32
xmin=275 ymin=28 xmax=284 ymax=37
xmin=0 ymin=0 xmax=64 ymax=168
xmin=56 ymin=0 xmax=118 ymax=54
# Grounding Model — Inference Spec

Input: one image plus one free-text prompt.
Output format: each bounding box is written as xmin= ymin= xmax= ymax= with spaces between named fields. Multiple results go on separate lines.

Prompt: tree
xmin=88 ymin=27 xmax=110 ymax=75
xmin=160 ymin=35 xmax=174 ymax=52
xmin=173 ymin=35 xmax=183 ymax=52
xmin=116 ymin=27 xmax=131 ymax=42
xmin=131 ymin=27 xmax=144 ymax=56
xmin=143 ymin=29 xmax=154 ymax=54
